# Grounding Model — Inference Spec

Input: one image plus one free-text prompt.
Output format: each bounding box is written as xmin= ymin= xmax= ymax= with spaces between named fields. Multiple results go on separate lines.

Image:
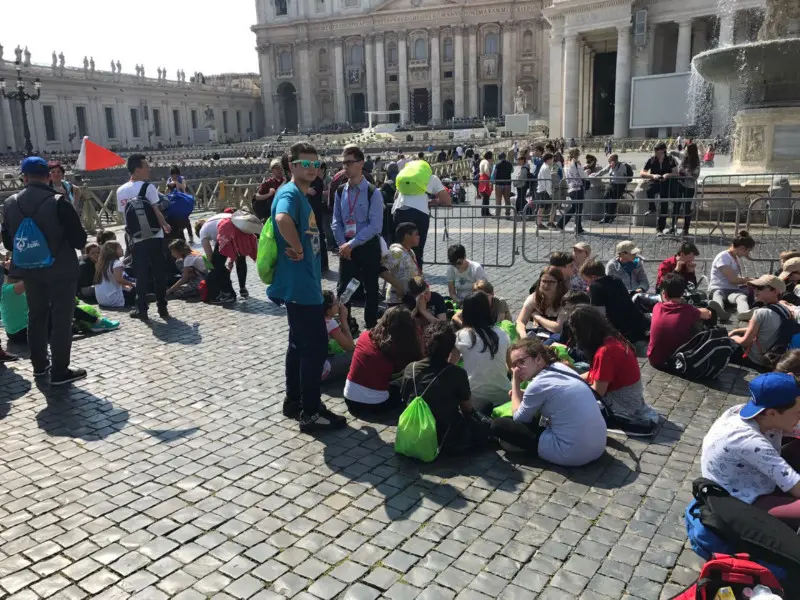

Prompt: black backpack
xmin=765 ymin=304 xmax=800 ymax=357
xmin=670 ymin=328 xmax=736 ymax=380
xmin=623 ymin=163 xmax=634 ymax=182
xmin=124 ymin=182 xmax=161 ymax=242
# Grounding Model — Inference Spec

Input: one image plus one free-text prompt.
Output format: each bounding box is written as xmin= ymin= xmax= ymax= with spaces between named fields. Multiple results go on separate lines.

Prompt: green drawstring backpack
xmin=256 ymin=218 xmax=278 ymax=285
xmin=395 ymin=364 xmax=451 ymax=462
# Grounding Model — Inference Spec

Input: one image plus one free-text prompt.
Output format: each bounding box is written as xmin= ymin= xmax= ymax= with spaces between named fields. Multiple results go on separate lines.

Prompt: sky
xmin=2 ymin=0 xmax=260 ymax=77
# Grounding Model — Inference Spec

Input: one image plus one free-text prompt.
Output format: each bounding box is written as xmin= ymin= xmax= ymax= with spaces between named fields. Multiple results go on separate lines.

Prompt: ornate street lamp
xmin=0 ymin=60 xmax=42 ymax=156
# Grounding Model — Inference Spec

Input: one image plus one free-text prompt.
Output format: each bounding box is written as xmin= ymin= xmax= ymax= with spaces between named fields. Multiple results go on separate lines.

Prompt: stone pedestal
xmin=505 ymin=113 xmax=530 ymax=135
xmin=733 ymin=106 xmax=800 ymax=172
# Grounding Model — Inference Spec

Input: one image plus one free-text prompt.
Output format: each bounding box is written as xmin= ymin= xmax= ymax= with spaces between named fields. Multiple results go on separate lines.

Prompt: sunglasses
xmin=291 ymin=159 xmax=321 ymax=168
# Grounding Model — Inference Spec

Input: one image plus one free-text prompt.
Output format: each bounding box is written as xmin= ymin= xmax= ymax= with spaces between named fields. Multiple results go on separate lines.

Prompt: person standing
xmin=592 ymin=154 xmax=629 ymax=224
xmin=48 ymin=161 xmax=82 ymax=220
xmin=332 ymin=145 xmax=384 ymax=329
xmin=252 ymin=159 xmax=284 ymax=222
xmin=640 ymin=142 xmax=679 ymax=235
xmin=117 ymin=154 xmax=171 ymax=321
xmin=556 ymin=148 xmax=587 ymax=234
xmin=1 ymin=157 xmax=88 ymax=384
xmin=269 ymin=142 xmax=346 ymax=432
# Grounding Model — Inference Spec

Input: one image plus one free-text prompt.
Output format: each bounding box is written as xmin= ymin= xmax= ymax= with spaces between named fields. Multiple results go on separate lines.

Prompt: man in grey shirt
xmin=730 ymin=274 xmax=785 ymax=368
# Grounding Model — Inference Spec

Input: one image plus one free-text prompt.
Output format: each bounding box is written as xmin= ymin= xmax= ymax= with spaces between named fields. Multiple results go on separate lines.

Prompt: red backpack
xmin=670 ymin=554 xmax=783 ymax=599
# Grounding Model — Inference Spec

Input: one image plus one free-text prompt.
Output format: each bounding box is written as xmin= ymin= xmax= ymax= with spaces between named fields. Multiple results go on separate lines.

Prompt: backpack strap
xmin=137 ymin=182 xmax=150 ymax=200
xmin=412 ymin=363 xmax=451 ymax=400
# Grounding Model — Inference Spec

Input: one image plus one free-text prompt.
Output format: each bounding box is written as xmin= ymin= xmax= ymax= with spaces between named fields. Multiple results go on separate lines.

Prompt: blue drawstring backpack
xmin=165 ymin=190 xmax=195 ymax=219
xmin=13 ymin=203 xmax=53 ymax=269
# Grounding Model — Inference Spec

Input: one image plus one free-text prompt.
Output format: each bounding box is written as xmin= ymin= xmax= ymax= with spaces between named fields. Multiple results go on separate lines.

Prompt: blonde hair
xmin=568 ymin=147 xmax=581 ymax=161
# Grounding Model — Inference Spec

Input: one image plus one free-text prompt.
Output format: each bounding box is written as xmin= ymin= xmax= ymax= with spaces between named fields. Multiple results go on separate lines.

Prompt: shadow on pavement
xmin=146 ymin=318 xmax=202 ymax=345
xmin=35 ymin=382 xmax=129 ymax=441
xmin=0 ymin=366 xmax=32 ymax=421
xmin=145 ymin=427 xmax=201 ymax=442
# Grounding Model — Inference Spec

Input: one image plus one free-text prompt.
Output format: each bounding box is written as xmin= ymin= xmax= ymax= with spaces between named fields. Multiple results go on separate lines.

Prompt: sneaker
xmin=605 ymin=415 xmax=659 ymax=438
xmin=50 ymin=367 xmax=88 ymax=386
xmin=91 ymin=318 xmax=120 ymax=333
xmin=662 ymin=228 xmax=673 ymax=235
xmin=158 ymin=306 xmax=171 ymax=320
xmin=0 ymin=349 xmax=19 ymax=363
xmin=538 ymin=222 xmax=549 ymax=229
xmin=707 ymin=300 xmax=726 ymax=322
xmin=33 ymin=365 xmax=51 ymax=377
xmin=129 ymin=309 xmax=149 ymax=321
xmin=240 ymin=287 xmax=250 ymax=299
xmin=736 ymin=308 xmax=755 ymax=322
xmin=299 ymin=406 xmax=347 ymax=433
xmin=282 ymin=397 xmax=302 ymax=419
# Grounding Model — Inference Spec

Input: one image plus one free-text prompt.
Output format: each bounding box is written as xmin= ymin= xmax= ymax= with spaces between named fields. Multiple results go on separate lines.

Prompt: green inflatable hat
xmin=397 ymin=160 xmax=432 ymax=196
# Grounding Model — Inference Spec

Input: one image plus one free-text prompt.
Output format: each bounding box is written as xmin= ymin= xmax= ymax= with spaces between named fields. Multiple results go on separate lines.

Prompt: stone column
xmin=365 ymin=34 xmax=376 ymax=113
xmin=676 ymin=19 xmax=693 ymax=72
xmin=0 ymin=97 xmax=16 ymax=152
xmin=468 ymin=25 xmax=478 ymax=117
xmin=398 ymin=33 xmax=409 ymax=125
xmin=563 ymin=33 xmax=580 ymax=139
xmin=502 ymin=23 xmax=515 ymax=114
xmin=298 ymin=41 xmax=314 ymax=129
xmin=430 ymin=29 xmax=441 ymax=125
xmin=258 ymin=45 xmax=276 ymax=134
xmin=375 ymin=33 xmax=387 ymax=114
xmin=548 ymin=31 xmax=563 ymax=138
xmin=712 ymin=13 xmax=734 ymax=135
xmin=333 ymin=40 xmax=347 ymax=123
xmin=613 ymin=24 xmax=632 ymax=138
xmin=453 ymin=25 xmax=465 ymax=118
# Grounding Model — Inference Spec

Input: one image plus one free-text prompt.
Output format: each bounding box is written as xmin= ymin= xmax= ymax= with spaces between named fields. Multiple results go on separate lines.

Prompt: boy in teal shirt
xmin=1 ymin=270 xmax=28 ymax=343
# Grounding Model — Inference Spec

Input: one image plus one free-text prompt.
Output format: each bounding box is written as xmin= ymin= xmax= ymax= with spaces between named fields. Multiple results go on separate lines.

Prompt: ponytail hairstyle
xmin=732 ymin=230 xmax=755 ymax=250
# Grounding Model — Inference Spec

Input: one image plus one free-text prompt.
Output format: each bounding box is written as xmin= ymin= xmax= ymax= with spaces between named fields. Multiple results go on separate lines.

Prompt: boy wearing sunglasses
xmin=730 ymin=274 xmax=791 ymax=370
xmin=270 ymin=142 xmax=346 ymax=433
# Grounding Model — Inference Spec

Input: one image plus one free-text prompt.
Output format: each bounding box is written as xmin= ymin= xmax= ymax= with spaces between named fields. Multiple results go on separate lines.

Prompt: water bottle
xmin=339 ymin=278 xmax=361 ymax=304
xmin=751 ymin=585 xmax=782 ymax=599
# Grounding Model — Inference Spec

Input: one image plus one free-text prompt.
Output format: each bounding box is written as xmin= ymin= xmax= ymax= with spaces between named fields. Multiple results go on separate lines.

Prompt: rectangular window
xmin=76 ymin=106 xmax=88 ymax=138
xmin=223 ymin=110 xmax=229 ymax=134
xmin=173 ymin=109 xmax=181 ymax=136
xmin=105 ymin=107 xmax=116 ymax=139
xmin=130 ymin=108 xmax=140 ymax=138
xmin=389 ymin=74 xmax=398 ymax=82
xmin=43 ymin=105 xmax=57 ymax=141
xmin=276 ymin=0 xmax=287 ymax=15
xmin=444 ymin=70 xmax=453 ymax=79
xmin=191 ymin=109 xmax=198 ymax=130
xmin=152 ymin=109 xmax=162 ymax=137
xmin=236 ymin=111 xmax=241 ymax=133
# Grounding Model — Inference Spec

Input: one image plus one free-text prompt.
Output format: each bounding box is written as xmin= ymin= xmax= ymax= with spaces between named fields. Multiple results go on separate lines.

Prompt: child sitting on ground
xmin=322 ymin=290 xmax=355 ymax=382
xmin=166 ymin=240 xmax=207 ymax=299
xmin=77 ymin=243 xmax=100 ymax=302
xmin=94 ymin=241 xmax=136 ymax=308
xmin=447 ymin=243 xmax=487 ymax=303
xmin=383 ymin=222 xmax=421 ymax=306
xmin=581 ymin=259 xmax=647 ymax=344
xmin=452 ymin=280 xmax=511 ymax=328
xmin=406 ymin=276 xmax=448 ymax=326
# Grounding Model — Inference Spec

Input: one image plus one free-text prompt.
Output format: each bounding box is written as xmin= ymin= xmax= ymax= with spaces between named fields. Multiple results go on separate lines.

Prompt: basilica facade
xmin=252 ymin=0 xmax=767 ymax=138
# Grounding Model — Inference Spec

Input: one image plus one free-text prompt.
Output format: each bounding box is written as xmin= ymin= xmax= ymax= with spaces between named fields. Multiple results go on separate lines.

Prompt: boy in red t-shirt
xmin=656 ymin=241 xmax=699 ymax=291
xmin=648 ymin=273 xmax=713 ymax=368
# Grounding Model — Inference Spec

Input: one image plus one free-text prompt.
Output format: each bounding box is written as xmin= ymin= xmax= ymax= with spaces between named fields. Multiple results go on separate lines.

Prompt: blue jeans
xmin=285 ymin=303 xmax=328 ymax=415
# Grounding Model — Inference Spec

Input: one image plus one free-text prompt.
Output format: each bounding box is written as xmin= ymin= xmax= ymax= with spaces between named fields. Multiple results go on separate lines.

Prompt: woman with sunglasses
xmin=515 ymin=267 xmax=567 ymax=341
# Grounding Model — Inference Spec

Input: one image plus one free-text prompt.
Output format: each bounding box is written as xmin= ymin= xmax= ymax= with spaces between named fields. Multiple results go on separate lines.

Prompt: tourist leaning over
xmin=702 ymin=372 xmax=800 ymax=529
xmin=491 ymin=337 xmax=607 ymax=464
xmin=269 ymin=141 xmax=346 ymax=432
xmin=332 ymin=145 xmax=384 ymax=330
xmin=592 ymin=153 xmax=628 ymax=224
xmin=1 ymin=157 xmax=88 ymax=384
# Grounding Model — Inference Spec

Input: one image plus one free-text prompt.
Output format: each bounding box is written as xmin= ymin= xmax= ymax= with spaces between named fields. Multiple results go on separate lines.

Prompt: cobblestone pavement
xmin=0 ymin=221 xmax=759 ymax=600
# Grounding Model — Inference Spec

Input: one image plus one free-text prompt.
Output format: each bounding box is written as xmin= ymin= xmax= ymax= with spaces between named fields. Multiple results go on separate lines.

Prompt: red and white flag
xmin=75 ymin=136 xmax=126 ymax=171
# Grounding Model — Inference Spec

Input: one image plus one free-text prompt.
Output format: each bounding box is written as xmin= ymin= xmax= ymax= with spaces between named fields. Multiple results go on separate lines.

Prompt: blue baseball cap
xmin=20 ymin=157 xmax=50 ymax=175
xmin=741 ymin=372 xmax=800 ymax=419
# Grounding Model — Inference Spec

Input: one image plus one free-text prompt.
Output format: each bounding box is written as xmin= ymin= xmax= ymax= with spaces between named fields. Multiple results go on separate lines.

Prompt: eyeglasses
xmin=291 ymin=159 xmax=321 ymax=168
xmin=540 ymin=279 xmax=558 ymax=285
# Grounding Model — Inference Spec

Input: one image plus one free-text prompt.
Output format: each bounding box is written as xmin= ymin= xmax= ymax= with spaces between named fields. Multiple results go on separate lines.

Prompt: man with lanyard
xmin=269 ymin=142 xmax=347 ymax=432
xmin=640 ymin=141 xmax=679 ymax=235
xmin=332 ymin=145 xmax=384 ymax=329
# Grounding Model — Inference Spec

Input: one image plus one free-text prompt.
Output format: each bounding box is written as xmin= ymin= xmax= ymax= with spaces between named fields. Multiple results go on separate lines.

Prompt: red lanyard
xmin=347 ymin=186 xmax=360 ymax=219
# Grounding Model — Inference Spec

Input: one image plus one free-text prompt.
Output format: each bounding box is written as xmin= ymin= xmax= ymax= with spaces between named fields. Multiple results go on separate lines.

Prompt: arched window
xmin=350 ymin=44 xmax=364 ymax=66
xmin=443 ymin=37 xmax=454 ymax=61
xmin=484 ymin=32 xmax=499 ymax=55
xmin=318 ymin=48 xmax=328 ymax=72
xmin=523 ymin=30 xmax=534 ymax=53
xmin=387 ymin=42 xmax=398 ymax=66
xmin=414 ymin=38 xmax=427 ymax=60
xmin=279 ymin=51 xmax=293 ymax=73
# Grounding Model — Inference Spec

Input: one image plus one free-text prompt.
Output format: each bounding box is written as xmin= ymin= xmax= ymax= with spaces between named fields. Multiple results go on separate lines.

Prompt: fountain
xmin=692 ymin=0 xmax=800 ymax=172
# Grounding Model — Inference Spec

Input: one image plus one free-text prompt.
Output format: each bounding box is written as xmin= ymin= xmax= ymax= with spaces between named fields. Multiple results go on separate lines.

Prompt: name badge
xmin=345 ymin=219 xmax=357 ymax=239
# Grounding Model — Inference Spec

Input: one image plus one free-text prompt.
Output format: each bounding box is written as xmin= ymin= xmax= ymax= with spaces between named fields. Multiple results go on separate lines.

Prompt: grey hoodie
xmin=605 ymin=257 xmax=649 ymax=292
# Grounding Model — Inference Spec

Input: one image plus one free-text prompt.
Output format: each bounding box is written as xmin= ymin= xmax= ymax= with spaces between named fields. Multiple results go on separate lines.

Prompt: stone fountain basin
xmin=692 ymin=37 xmax=800 ymax=86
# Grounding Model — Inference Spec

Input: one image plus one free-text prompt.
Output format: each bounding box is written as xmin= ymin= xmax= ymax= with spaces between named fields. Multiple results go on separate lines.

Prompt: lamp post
xmin=0 ymin=61 xmax=42 ymax=156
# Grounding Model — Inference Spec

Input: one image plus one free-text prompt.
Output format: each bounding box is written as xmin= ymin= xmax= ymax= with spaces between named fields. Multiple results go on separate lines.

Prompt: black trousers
xmin=24 ymin=277 xmax=78 ymax=375
xmin=647 ymin=181 xmax=679 ymax=231
xmin=515 ymin=184 xmax=528 ymax=213
xmin=557 ymin=189 xmax=585 ymax=230
xmin=672 ymin=186 xmax=695 ymax=231
xmin=285 ymin=302 xmax=327 ymax=415
xmin=491 ymin=417 xmax=544 ymax=453
xmin=337 ymin=236 xmax=382 ymax=329
xmin=480 ymin=192 xmax=491 ymax=217
xmin=132 ymin=238 xmax=168 ymax=313
xmin=8 ymin=305 xmax=100 ymax=343
xmin=208 ymin=243 xmax=237 ymax=298
xmin=393 ymin=207 xmax=429 ymax=270
xmin=604 ymin=183 xmax=627 ymax=221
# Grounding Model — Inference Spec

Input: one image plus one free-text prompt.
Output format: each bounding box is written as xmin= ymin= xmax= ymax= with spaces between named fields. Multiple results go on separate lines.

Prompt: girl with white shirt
xmin=94 ymin=241 xmax=136 ymax=308
xmin=707 ymin=231 xmax=755 ymax=321
xmin=556 ymin=148 xmax=587 ymax=234
xmin=534 ymin=153 xmax=554 ymax=230
xmin=452 ymin=291 xmax=511 ymax=414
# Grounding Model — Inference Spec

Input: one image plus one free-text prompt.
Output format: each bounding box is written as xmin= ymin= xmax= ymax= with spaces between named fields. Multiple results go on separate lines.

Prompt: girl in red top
xmin=344 ymin=306 xmax=423 ymax=416
xmin=567 ymin=306 xmax=660 ymax=437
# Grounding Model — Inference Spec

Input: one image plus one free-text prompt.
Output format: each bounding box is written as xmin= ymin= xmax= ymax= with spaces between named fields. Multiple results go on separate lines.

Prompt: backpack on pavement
xmin=124 ymin=182 xmax=161 ymax=242
xmin=12 ymin=200 xmax=54 ymax=270
xmin=395 ymin=365 xmax=451 ymax=462
xmin=669 ymin=552 xmax=784 ymax=600
xmin=670 ymin=328 xmax=736 ymax=380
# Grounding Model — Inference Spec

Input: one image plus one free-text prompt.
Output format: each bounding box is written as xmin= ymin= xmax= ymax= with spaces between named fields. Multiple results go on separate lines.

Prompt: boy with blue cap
xmin=702 ymin=372 xmax=800 ymax=527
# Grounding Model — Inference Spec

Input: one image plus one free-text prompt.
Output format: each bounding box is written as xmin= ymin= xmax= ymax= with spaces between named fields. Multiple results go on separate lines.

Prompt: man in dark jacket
xmin=1 ymin=157 xmax=88 ymax=385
